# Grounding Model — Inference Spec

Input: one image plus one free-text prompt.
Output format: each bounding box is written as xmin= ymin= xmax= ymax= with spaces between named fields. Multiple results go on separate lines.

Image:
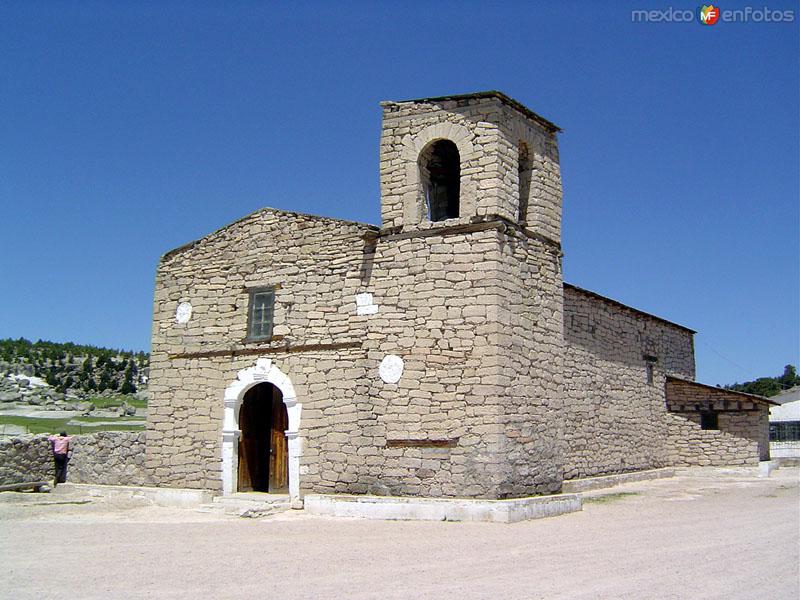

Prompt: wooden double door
xmin=237 ymin=383 xmax=288 ymax=493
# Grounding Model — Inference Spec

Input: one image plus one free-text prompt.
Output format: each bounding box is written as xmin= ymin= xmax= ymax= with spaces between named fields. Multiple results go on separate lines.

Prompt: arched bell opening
xmin=419 ymin=139 xmax=460 ymax=222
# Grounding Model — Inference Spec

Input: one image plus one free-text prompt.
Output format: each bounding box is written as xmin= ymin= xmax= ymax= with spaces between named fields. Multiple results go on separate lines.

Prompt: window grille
xmin=770 ymin=421 xmax=800 ymax=441
xmin=247 ymin=287 xmax=275 ymax=341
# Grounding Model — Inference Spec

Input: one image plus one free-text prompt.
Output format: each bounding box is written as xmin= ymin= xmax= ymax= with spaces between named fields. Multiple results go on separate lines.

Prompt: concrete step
xmin=303 ymin=492 xmax=582 ymax=523
xmin=562 ymin=468 xmax=675 ymax=493
xmin=676 ymin=462 xmax=779 ymax=479
xmin=50 ymin=483 xmax=213 ymax=507
xmin=196 ymin=493 xmax=291 ymax=518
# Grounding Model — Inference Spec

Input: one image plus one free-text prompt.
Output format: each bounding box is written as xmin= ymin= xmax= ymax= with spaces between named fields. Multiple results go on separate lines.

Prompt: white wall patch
xmin=175 ymin=302 xmax=192 ymax=324
xmin=355 ymin=292 xmax=379 ymax=316
xmin=379 ymin=355 xmax=404 ymax=384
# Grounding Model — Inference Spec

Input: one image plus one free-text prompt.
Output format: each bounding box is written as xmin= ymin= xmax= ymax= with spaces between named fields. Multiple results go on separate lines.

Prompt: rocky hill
xmin=0 ymin=338 xmax=148 ymax=411
xmin=1 ymin=337 xmax=148 ymax=392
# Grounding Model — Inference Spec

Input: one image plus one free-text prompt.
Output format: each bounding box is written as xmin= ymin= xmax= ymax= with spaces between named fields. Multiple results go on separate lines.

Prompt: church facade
xmin=146 ymin=92 xmax=771 ymax=505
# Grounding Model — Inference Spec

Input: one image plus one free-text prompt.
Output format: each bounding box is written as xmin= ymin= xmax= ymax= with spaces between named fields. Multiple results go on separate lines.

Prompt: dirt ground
xmin=1 ymin=469 xmax=797 ymax=600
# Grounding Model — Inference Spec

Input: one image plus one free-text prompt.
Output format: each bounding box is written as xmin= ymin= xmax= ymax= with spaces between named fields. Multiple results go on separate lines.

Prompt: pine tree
xmin=778 ymin=365 xmax=799 ymax=390
xmin=120 ymin=363 xmax=136 ymax=394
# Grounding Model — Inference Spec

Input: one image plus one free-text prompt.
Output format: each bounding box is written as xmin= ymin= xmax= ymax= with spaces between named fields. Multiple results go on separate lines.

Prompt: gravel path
xmin=1 ymin=470 xmax=797 ymax=599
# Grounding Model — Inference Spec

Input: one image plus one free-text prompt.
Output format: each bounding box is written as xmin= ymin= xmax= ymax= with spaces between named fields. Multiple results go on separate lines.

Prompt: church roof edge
xmin=564 ymin=282 xmax=697 ymax=334
xmin=160 ymin=206 xmax=378 ymax=263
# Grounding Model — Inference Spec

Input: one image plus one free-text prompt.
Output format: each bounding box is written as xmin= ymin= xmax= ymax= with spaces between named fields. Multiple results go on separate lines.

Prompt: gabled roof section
xmin=564 ymin=283 xmax=696 ymax=334
xmin=666 ymin=376 xmax=778 ymax=406
xmin=161 ymin=206 xmax=378 ymax=263
xmin=392 ymin=91 xmax=561 ymax=134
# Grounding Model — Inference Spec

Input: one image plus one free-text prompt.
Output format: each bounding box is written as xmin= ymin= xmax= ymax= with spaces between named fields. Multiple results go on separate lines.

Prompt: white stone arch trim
xmin=400 ymin=122 xmax=476 ymax=162
xmin=221 ymin=358 xmax=302 ymax=504
xmin=399 ymin=122 xmax=477 ymax=224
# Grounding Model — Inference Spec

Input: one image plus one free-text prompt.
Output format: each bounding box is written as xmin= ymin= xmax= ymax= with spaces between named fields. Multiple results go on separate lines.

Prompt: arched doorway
xmin=222 ymin=358 xmax=301 ymax=502
xmin=237 ymin=382 xmax=289 ymax=493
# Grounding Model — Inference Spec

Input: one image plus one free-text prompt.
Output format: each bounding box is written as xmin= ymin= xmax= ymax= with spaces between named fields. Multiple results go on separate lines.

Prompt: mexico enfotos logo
xmin=698 ymin=5 xmax=720 ymax=24
xmin=632 ymin=5 xmax=796 ymax=23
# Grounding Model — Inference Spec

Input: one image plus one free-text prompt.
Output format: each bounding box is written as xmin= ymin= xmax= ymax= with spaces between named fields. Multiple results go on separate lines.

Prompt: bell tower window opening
xmin=419 ymin=139 xmax=460 ymax=222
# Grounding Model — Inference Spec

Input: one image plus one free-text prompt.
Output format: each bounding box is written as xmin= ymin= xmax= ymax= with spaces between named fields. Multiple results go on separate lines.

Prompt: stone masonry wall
xmin=149 ymin=212 xmax=571 ymax=498
xmin=380 ymin=96 xmax=511 ymax=228
xmin=664 ymin=409 xmax=769 ymax=466
xmin=562 ymin=285 xmax=696 ymax=480
xmin=664 ymin=378 xmax=770 ymax=465
xmin=0 ymin=431 xmax=148 ymax=486
xmin=362 ymin=225 xmax=565 ymax=498
xmin=495 ymin=102 xmax=562 ymax=242
xmin=148 ymin=209 xmax=375 ymax=492
xmin=492 ymin=231 xmax=565 ymax=496
xmin=149 ymin=211 xmax=563 ymax=498
xmin=358 ymin=228 xmax=508 ymax=498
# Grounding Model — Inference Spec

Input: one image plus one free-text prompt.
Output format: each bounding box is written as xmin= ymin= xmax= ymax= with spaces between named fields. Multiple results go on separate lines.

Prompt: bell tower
xmin=367 ymin=92 xmax=568 ymax=499
xmin=378 ymin=91 xmax=562 ymax=244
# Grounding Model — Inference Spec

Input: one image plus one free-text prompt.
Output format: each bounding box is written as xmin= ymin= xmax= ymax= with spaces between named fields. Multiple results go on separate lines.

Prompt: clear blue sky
xmin=1 ymin=1 xmax=797 ymax=386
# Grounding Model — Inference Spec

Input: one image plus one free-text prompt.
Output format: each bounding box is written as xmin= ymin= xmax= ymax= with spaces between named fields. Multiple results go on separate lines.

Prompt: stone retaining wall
xmin=0 ymin=431 xmax=149 ymax=486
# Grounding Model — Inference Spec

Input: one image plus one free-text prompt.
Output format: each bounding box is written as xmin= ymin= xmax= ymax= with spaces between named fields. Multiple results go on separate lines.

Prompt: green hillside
xmin=0 ymin=337 xmax=149 ymax=395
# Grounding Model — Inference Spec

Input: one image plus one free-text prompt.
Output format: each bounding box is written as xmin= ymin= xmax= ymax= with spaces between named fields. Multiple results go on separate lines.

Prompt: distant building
xmin=146 ymin=92 xmax=774 ymax=505
xmin=769 ymin=386 xmax=800 ymax=457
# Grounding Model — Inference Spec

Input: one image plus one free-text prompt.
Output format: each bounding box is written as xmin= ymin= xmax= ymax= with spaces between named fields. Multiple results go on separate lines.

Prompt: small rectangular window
xmin=247 ymin=287 xmax=275 ymax=341
xmin=643 ymin=355 xmax=657 ymax=386
xmin=700 ymin=411 xmax=719 ymax=430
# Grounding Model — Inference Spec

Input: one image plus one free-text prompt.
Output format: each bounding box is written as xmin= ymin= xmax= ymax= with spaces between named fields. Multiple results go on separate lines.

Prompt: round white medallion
xmin=379 ymin=354 xmax=404 ymax=384
xmin=175 ymin=302 xmax=192 ymax=324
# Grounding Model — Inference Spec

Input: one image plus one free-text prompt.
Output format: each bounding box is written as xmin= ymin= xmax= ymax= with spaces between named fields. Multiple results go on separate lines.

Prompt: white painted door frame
xmin=221 ymin=358 xmax=302 ymax=505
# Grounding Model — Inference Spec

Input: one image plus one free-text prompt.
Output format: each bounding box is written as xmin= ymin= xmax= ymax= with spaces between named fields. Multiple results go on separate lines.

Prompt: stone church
xmin=146 ymin=92 xmax=771 ymax=506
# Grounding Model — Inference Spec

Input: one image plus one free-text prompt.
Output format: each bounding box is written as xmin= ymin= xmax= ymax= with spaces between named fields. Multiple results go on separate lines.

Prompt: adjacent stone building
xmin=147 ymin=92 xmax=773 ymax=505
